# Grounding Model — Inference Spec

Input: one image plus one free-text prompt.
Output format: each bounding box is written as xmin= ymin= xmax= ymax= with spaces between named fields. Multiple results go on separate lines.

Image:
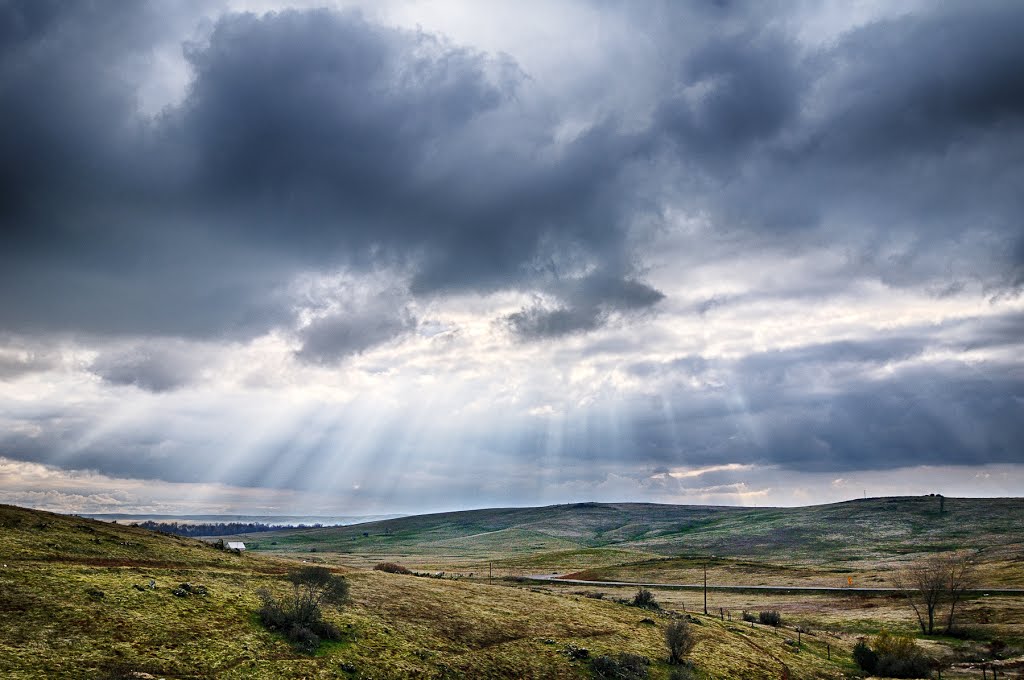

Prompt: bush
xmin=590 ymin=653 xmax=650 ymax=680
xmin=758 ymin=610 xmax=782 ymax=627
xmin=632 ymin=588 xmax=659 ymax=609
xmin=256 ymin=567 xmax=349 ymax=653
xmin=741 ymin=610 xmax=757 ymax=623
xmin=873 ymin=631 xmax=932 ymax=678
xmin=373 ymin=562 xmax=412 ymax=575
xmin=852 ymin=639 xmax=878 ymax=674
xmin=665 ymin=619 xmax=696 ymax=665
xmin=852 ymin=631 xmax=932 ymax=679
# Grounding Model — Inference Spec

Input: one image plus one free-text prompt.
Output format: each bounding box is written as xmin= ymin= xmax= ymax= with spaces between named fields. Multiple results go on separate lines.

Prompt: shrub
xmin=590 ymin=653 xmax=650 ymax=680
xmin=632 ymin=588 xmax=659 ymax=610
xmin=852 ymin=639 xmax=878 ymax=674
xmin=873 ymin=631 xmax=932 ymax=678
xmin=741 ymin=610 xmax=757 ymax=623
xmin=758 ymin=610 xmax=782 ymax=627
xmin=373 ymin=562 xmax=412 ymax=575
xmin=256 ymin=566 xmax=349 ymax=653
xmin=665 ymin=619 xmax=696 ymax=665
xmin=852 ymin=631 xmax=932 ymax=679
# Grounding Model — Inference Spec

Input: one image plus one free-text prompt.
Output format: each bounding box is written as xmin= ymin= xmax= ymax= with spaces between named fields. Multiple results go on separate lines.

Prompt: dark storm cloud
xmin=657 ymin=30 xmax=803 ymax=162
xmin=4 ymin=1 xmax=1022 ymax=345
xmin=505 ymin=275 xmax=664 ymax=339
xmin=506 ymin=304 xmax=603 ymax=339
xmin=654 ymin=3 xmax=1024 ymax=288
xmin=0 ymin=1 xmax=297 ymax=339
xmin=613 ymin=354 xmax=1024 ymax=474
xmin=1 ymin=3 xmax=658 ymax=345
xmin=296 ymin=306 xmax=417 ymax=363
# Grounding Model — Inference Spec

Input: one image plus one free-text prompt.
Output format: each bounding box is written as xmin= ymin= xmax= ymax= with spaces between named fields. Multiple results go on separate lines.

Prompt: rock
xmin=564 ymin=644 xmax=590 ymax=660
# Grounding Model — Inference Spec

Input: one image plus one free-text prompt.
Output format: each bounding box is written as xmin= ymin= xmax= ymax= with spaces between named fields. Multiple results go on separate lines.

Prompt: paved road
xmin=523 ymin=573 xmax=1024 ymax=596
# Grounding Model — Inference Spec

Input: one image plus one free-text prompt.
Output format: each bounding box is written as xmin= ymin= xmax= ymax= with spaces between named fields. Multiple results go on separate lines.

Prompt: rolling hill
xmin=0 ymin=503 xmax=866 ymax=679
xmin=228 ymin=497 xmax=1024 ymax=586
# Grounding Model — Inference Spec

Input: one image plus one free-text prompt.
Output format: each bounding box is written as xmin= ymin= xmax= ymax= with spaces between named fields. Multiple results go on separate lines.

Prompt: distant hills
xmin=82 ymin=512 xmax=405 ymax=526
xmin=230 ymin=496 xmax=1024 ymax=564
xmin=218 ymin=496 xmax=1024 ymax=592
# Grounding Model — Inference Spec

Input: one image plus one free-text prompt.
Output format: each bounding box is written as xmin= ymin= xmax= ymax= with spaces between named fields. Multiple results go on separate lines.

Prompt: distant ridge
xmin=218 ymin=496 xmax=1024 ymax=565
xmin=81 ymin=513 xmax=405 ymax=526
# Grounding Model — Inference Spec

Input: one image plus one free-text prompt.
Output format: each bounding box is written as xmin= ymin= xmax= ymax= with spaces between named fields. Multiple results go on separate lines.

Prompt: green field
xmin=3 ymin=497 xmax=1023 ymax=678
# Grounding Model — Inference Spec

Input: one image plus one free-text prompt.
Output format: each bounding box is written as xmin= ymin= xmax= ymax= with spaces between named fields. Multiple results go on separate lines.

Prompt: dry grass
xmin=4 ymin=499 xmax=1023 ymax=678
xmin=0 ymin=504 xmax=861 ymax=678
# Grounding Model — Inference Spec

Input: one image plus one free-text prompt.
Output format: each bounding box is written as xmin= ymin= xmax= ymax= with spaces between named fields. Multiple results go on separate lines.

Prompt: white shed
xmin=226 ymin=541 xmax=246 ymax=551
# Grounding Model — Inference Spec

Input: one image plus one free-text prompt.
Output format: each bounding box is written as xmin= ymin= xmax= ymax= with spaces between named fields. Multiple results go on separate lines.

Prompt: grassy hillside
xmin=0 ymin=504 xmax=865 ymax=679
xmin=229 ymin=497 xmax=1024 ymax=586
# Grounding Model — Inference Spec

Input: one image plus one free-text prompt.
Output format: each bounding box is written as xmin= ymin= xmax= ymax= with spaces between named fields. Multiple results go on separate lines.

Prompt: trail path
xmin=524 ymin=574 xmax=1024 ymax=595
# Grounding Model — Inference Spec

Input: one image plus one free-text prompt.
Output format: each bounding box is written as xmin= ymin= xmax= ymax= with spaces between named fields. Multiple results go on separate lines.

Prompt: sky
xmin=1 ymin=0 xmax=1022 ymax=516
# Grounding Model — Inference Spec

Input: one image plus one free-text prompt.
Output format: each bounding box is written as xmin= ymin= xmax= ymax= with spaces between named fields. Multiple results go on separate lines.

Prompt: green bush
xmin=852 ymin=631 xmax=932 ymax=679
xmin=632 ymin=588 xmax=659 ymax=609
xmin=758 ymin=610 xmax=782 ymax=626
xmin=852 ymin=639 xmax=878 ymax=674
xmin=873 ymin=631 xmax=932 ymax=678
xmin=257 ymin=566 xmax=349 ymax=653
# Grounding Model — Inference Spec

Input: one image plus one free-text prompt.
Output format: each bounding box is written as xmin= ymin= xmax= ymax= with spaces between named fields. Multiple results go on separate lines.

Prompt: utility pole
xmin=703 ymin=559 xmax=708 ymax=615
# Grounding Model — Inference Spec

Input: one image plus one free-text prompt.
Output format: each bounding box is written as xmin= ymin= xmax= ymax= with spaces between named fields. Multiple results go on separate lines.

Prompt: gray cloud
xmin=506 ymin=275 xmax=665 ymax=339
xmin=4 ymin=2 xmax=1022 ymax=344
xmin=296 ymin=306 xmax=417 ymax=364
xmin=506 ymin=304 xmax=603 ymax=339
xmin=89 ymin=343 xmax=212 ymax=392
xmin=653 ymin=3 xmax=1024 ymax=291
xmin=1 ymin=4 xmax=660 ymax=342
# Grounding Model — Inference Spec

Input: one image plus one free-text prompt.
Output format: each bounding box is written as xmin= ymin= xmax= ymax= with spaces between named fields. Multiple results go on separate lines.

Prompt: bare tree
xmin=892 ymin=551 xmax=975 ymax=635
xmin=943 ymin=551 xmax=975 ymax=634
